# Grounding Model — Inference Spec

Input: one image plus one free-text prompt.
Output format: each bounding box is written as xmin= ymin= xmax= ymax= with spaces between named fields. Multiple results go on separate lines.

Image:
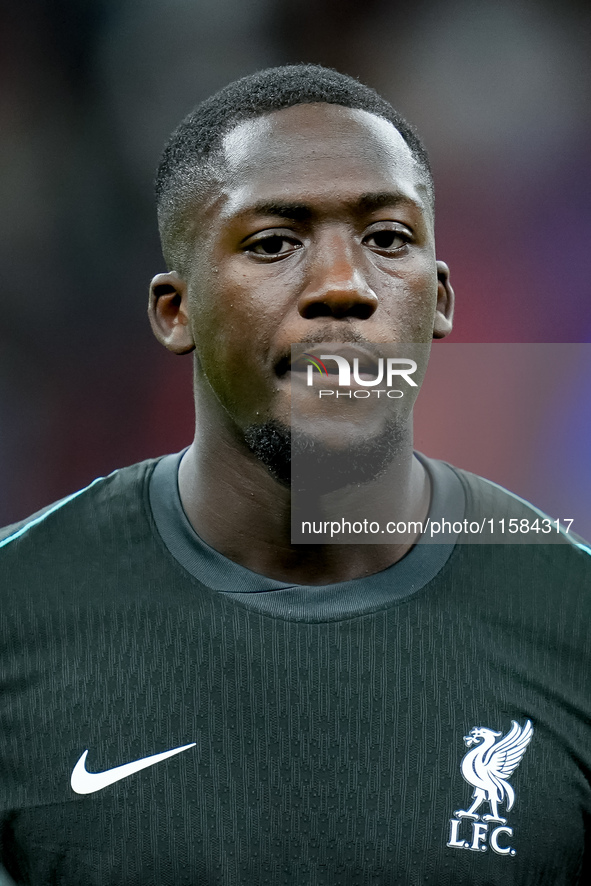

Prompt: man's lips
xmin=276 ymin=345 xmax=383 ymax=378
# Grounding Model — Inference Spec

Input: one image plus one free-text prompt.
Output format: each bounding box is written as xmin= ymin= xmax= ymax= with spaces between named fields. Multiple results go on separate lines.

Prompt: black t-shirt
xmin=0 ymin=453 xmax=590 ymax=885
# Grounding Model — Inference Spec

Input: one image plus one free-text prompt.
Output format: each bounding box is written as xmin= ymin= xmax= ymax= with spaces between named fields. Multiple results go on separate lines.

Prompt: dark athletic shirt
xmin=0 ymin=453 xmax=590 ymax=885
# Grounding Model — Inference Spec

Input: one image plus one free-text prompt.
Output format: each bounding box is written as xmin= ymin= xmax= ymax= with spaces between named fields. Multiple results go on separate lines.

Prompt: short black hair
xmin=156 ymin=64 xmax=434 ymax=273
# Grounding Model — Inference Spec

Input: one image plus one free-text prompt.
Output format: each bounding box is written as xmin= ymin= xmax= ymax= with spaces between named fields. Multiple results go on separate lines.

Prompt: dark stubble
xmin=243 ymin=418 xmax=406 ymax=494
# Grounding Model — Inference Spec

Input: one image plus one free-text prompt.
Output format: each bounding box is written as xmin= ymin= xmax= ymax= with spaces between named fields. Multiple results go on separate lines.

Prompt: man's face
xmin=173 ymin=103 xmax=452 ymax=442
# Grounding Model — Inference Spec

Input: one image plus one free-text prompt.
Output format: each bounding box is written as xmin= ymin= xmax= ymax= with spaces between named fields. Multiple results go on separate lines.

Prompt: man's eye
xmin=247 ymin=235 xmax=300 ymax=256
xmin=364 ymin=230 xmax=409 ymax=251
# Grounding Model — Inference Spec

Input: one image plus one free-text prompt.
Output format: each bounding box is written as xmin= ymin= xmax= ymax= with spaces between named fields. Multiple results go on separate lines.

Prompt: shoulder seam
xmin=477 ymin=474 xmax=590 ymax=554
xmin=0 ymin=474 xmax=107 ymax=550
xmin=574 ymin=540 xmax=591 ymax=557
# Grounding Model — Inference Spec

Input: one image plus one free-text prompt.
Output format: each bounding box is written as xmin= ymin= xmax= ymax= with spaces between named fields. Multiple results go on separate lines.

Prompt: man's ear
xmin=433 ymin=260 xmax=454 ymax=340
xmin=148 ymin=272 xmax=195 ymax=354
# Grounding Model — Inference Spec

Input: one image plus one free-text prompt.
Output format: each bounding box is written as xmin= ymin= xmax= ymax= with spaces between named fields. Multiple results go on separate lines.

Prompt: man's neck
xmin=177 ymin=426 xmax=430 ymax=586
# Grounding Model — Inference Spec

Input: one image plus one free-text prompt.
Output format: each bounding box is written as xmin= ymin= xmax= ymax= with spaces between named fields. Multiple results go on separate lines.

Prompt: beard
xmin=243 ymin=417 xmax=406 ymax=494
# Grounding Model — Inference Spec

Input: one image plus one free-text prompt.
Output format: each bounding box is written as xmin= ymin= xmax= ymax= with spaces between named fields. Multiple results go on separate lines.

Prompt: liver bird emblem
xmin=454 ymin=720 xmax=534 ymax=824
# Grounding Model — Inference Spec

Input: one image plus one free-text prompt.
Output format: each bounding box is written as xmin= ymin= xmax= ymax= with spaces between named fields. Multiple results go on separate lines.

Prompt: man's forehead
xmin=222 ymin=103 xmax=411 ymax=161
xmin=216 ymin=103 xmax=429 ymax=218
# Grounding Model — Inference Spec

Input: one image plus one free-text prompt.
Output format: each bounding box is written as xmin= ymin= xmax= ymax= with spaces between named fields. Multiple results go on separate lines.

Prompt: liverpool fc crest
xmin=447 ymin=720 xmax=533 ymax=856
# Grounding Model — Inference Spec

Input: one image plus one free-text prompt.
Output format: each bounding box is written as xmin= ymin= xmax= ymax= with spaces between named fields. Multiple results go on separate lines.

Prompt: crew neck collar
xmin=148 ymin=451 xmax=464 ymax=621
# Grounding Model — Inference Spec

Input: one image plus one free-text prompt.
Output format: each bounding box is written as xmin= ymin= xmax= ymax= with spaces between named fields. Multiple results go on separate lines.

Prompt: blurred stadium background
xmin=1 ymin=0 xmax=590 ymax=538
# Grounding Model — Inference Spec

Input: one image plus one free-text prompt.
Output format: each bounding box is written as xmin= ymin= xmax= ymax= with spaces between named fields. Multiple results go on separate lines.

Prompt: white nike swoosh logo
xmin=70 ymin=743 xmax=196 ymax=794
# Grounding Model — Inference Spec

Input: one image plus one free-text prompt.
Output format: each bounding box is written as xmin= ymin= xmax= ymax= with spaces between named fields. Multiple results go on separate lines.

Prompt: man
xmin=0 ymin=64 xmax=589 ymax=885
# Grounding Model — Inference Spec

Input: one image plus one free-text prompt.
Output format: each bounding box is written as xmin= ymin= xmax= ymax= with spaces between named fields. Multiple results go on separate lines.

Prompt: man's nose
xmin=297 ymin=235 xmax=378 ymax=320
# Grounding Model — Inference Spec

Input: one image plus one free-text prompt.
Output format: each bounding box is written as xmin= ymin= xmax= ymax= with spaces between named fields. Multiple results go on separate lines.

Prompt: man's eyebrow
xmin=357 ymin=191 xmax=423 ymax=212
xmin=237 ymin=201 xmax=313 ymax=222
xmin=232 ymin=192 xmax=423 ymax=221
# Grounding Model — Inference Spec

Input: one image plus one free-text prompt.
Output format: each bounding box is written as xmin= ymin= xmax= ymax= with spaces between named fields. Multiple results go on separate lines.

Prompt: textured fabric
xmin=0 ymin=457 xmax=590 ymax=885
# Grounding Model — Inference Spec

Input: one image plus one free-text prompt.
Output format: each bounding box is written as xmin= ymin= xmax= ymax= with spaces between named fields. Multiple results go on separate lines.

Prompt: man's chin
xmin=243 ymin=418 xmax=407 ymax=494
